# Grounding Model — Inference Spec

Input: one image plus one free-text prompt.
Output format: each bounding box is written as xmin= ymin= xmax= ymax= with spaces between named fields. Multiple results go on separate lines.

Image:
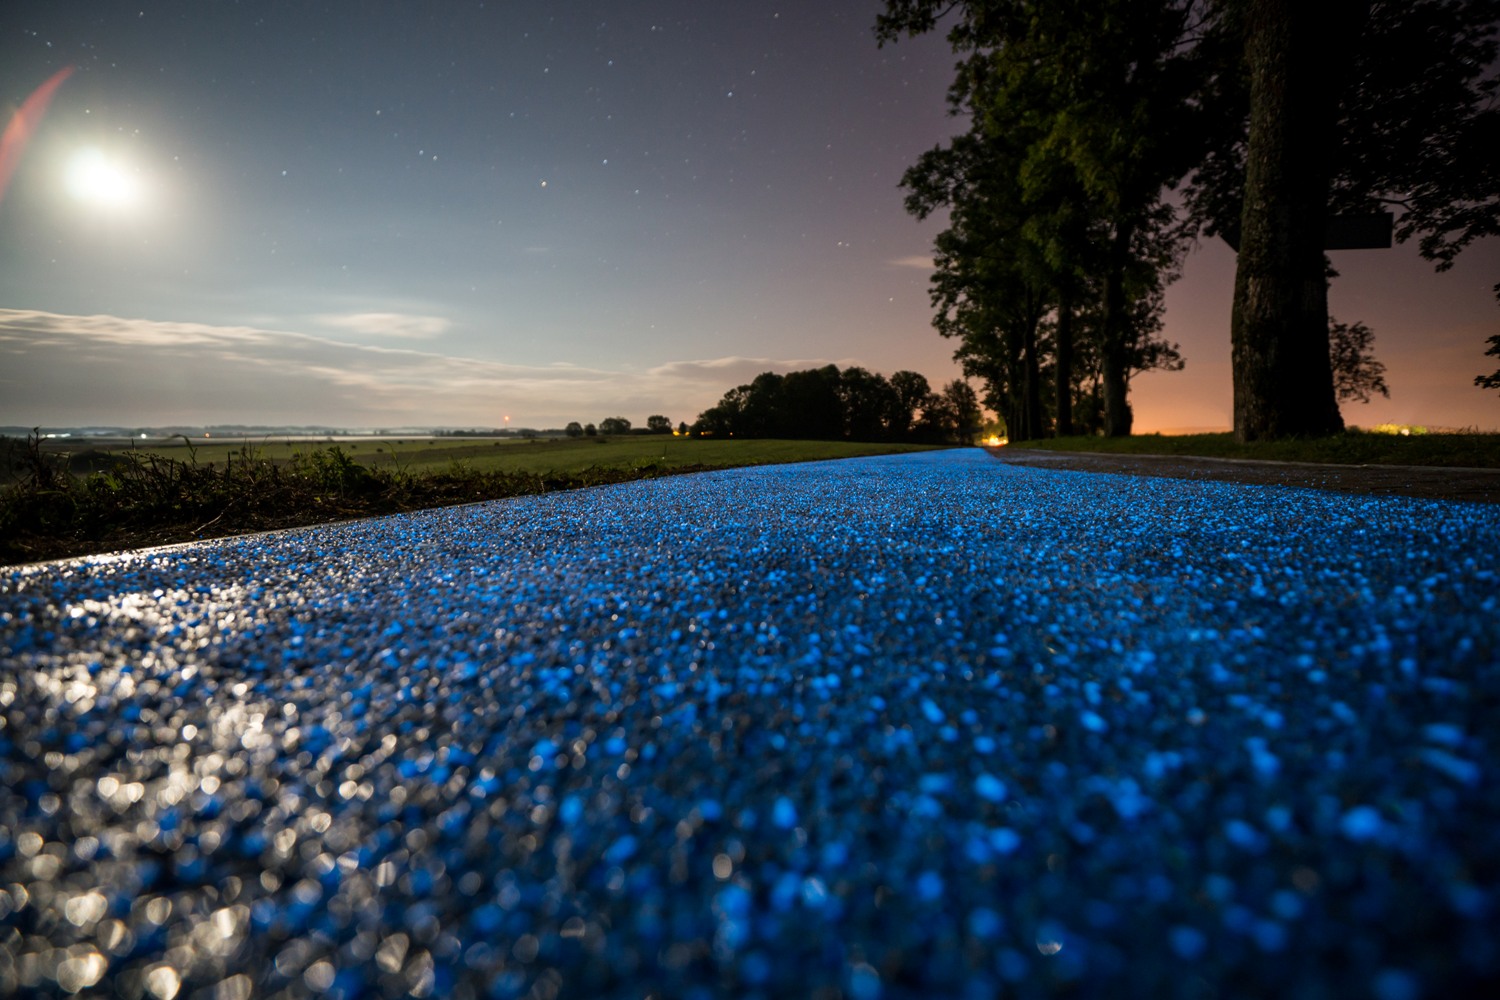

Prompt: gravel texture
xmin=2 ymin=448 xmax=1498 ymax=1000
xmin=992 ymin=447 xmax=1500 ymax=505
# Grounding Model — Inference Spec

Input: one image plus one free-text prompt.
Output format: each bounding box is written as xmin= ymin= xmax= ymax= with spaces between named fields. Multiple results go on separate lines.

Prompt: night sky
xmin=2 ymin=1 xmax=1497 ymax=432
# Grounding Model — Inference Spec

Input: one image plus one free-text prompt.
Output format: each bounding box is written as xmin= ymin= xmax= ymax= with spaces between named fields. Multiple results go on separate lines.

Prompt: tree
xmin=696 ymin=384 xmax=751 ymax=437
xmin=731 ymin=373 xmax=784 ymax=437
xmin=1327 ymin=318 xmax=1388 ymax=404
xmin=565 ymin=421 xmax=584 ymax=438
xmin=903 ymin=132 xmax=1052 ymax=442
xmin=902 ymin=119 xmax=1185 ymax=441
xmin=881 ymin=0 xmax=1206 ymax=438
xmin=840 ymin=367 xmax=899 ymax=441
xmin=1225 ymin=0 xmax=1354 ymax=439
xmin=1479 ymin=337 xmax=1500 ymax=392
xmin=890 ymin=1 xmax=1500 ymax=438
xmin=943 ymin=380 xmax=984 ymax=443
xmin=781 ymin=365 xmax=845 ymax=440
xmin=1189 ymin=0 xmax=1500 ymax=436
xmin=646 ymin=415 xmax=672 ymax=434
xmin=694 ymin=365 xmax=956 ymax=442
xmin=598 ymin=417 xmax=631 ymax=435
xmin=887 ymin=370 xmax=931 ymax=441
xmin=912 ymin=390 xmax=957 ymax=443
xmin=677 ymin=421 xmax=690 ymax=436
xmin=584 ymin=423 xmax=597 ymax=437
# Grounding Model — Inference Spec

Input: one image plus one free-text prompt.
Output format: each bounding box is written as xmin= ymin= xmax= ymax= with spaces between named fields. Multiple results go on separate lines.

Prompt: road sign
xmin=1219 ymin=211 xmax=1393 ymax=252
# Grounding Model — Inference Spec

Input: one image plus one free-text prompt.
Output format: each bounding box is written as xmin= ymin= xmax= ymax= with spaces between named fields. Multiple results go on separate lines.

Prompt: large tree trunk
xmin=1003 ymin=327 xmax=1026 ymax=441
xmin=1101 ymin=219 xmax=1134 ymax=438
xmin=1231 ymin=0 xmax=1365 ymax=441
xmin=1021 ymin=316 xmax=1044 ymax=441
xmin=1055 ymin=287 xmax=1074 ymax=437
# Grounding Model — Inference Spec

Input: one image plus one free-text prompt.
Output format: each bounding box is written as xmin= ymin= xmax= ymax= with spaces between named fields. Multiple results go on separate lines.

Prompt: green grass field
xmin=1 ymin=436 xmax=950 ymax=565
xmin=1014 ymin=429 xmax=1500 ymax=468
xmin=49 ymin=435 xmax=944 ymax=476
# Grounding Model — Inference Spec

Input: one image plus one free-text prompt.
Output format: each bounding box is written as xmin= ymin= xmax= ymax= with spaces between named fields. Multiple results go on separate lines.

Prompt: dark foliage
xmin=1328 ymin=317 xmax=1390 ymax=404
xmin=0 ymin=433 xmax=720 ymax=566
xmin=882 ymin=0 xmax=1199 ymax=439
xmin=1479 ymin=334 xmax=1500 ymax=392
xmin=693 ymin=366 xmax=977 ymax=444
xmin=885 ymin=0 xmax=1500 ymax=435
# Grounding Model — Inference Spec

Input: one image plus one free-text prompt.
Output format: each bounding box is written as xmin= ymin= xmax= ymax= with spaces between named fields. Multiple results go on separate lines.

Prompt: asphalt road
xmin=3 ymin=449 xmax=1498 ymax=999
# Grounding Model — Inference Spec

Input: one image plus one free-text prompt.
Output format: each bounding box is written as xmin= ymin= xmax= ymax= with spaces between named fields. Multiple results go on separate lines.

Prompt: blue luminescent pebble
xmin=916 ymin=871 xmax=944 ymax=902
xmin=604 ymin=835 xmax=638 ymax=866
xmin=848 ymin=963 xmax=882 ymax=1000
xmin=989 ymin=828 xmax=1022 ymax=854
xmin=559 ymin=795 xmax=584 ymax=826
xmin=472 ymin=904 xmax=504 ymax=934
xmin=742 ymin=952 xmax=772 ymax=985
xmin=1341 ymin=806 xmax=1384 ymax=842
xmin=968 ymin=907 xmax=1004 ymax=939
xmin=1371 ymin=969 xmax=1423 ymax=1000
xmin=1171 ymin=926 xmax=1208 ymax=961
xmin=975 ymin=773 xmax=1007 ymax=803
xmin=771 ymin=871 xmax=801 ymax=911
xmin=1423 ymin=723 xmax=1465 ymax=747
xmin=919 ymin=773 xmax=953 ymax=794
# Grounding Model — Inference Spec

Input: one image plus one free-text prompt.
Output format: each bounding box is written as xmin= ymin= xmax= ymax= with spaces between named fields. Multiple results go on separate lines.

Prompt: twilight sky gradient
xmin=2 ymin=0 xmax=1497 ymax=432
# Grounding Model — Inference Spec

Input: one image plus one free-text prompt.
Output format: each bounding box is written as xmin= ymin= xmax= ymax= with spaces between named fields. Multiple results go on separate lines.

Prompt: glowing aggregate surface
xmin=2 ymin=448 xmax=1498 ymax=999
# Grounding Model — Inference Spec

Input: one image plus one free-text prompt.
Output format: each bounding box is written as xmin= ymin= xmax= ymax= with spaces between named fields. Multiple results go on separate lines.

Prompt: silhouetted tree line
xmin=692 ymin=365 xmax=982 ymax=444
xmin=879 ymin=0 xmax=1500 ymax=441
xmin=564 ymin=416 xmax=677 ymax=438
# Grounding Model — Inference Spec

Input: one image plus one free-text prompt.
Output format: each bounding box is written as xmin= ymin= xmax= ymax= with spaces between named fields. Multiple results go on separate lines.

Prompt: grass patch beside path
xmin=371 ymin=436 xmax=943 ymax=475
xmin=1015 ymin=430 xmax=1500 ymax=469
xmin=0 ymin=436 xmax=946 ymax=566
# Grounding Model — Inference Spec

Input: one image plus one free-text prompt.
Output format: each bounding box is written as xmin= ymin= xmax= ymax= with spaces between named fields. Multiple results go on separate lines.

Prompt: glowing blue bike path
xmin=3 ymin=448 xmax=1498 ymax=998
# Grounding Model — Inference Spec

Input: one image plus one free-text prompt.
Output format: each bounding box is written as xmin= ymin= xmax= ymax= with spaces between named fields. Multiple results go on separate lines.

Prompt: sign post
xmin=1219 ymin=212 xmax=1393 ymax=252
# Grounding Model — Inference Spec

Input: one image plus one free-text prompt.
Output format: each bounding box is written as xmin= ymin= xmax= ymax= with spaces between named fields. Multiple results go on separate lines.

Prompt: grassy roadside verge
xmin=1011 ymin=430 xmax=1500 ymax=468
xmin=1 ymin=436 xmax=945 ymax=566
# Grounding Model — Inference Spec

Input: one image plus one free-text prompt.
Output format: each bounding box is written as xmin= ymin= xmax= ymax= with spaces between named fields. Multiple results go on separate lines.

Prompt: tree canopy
xmin=881 ymin=0 xmax=1202 ymax=438
xmin=882 ymin=0 xmax=1500 ymax=435
xmin=693 ymin=365 xmax=979 ymax=444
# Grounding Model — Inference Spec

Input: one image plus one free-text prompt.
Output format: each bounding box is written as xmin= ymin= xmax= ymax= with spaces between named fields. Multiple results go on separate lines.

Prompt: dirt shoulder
xmin=989 ymin=447 xmax=1500 ymax=504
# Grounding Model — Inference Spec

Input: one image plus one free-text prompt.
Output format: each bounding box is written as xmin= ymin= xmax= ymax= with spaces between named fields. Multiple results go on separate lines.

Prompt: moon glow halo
xmin=64 ymin=148 xmax=143 ymax=209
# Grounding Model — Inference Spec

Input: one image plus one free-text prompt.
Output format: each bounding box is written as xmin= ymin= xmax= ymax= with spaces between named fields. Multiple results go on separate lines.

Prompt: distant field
xmin=1017 ymin=430 xmax=1500 ymax=469
xmin=44 ymin=435 xmax=946 ymax=476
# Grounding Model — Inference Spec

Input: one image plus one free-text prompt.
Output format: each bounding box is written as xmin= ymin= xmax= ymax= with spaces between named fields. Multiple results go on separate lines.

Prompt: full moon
xmin=64 ymin=149 xmax=143 ymax=209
